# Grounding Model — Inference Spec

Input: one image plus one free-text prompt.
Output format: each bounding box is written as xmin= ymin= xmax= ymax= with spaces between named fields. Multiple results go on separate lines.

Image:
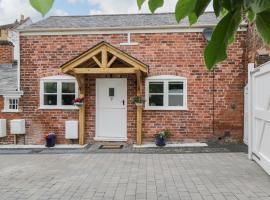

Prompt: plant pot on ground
xmin=45 ymin=132 xmax=56 ymax=147
xmin=155 ymin=130 xmax=172 ymax=147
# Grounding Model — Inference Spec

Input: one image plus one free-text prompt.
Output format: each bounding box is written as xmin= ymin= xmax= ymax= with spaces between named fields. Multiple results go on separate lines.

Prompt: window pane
xmin=169 ymin=82 xmax=183 ymax=93
xmin=8 ymin=99 xmax=18 ymax=110
xmin=149 ymin=95 xmax=163 ymax=106
xmin=44 ymin=95 xmax=57 ymax=105
xmin=62 ymin=82 xmax=75 ymax=93
xmin=62 ymin=94 xmax=75 ymax=105
xmin=149 ymin=82 xmax=163 ymax=93
xmin=44 ymin=82 xmax=57 ymax=93
xmin=169 ymin=95 xmax=183 ymax=106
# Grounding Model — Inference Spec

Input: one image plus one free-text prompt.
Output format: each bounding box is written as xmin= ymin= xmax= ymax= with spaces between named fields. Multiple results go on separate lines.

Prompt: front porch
xmin=60 ymin=42 xmax=148 ymax=145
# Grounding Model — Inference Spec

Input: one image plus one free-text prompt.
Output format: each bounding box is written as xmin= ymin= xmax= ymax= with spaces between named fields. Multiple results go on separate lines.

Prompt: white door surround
xmin=95 ymin=78 xmax=127 ymax=141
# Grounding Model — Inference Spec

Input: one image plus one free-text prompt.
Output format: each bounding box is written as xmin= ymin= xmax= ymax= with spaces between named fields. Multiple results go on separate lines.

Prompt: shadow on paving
xmin=0 ymin=142 xmax=248 ymax=155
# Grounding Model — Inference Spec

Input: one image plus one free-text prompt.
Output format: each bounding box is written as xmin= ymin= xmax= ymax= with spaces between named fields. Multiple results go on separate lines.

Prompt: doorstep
xmin=133 ymin=143 xmax=208 ymax=148
xmin=0 ymin=144 xmax=88 ymax=149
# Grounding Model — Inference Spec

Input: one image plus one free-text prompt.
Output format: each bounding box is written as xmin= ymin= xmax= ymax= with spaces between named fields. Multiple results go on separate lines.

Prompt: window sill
xmin=144 ymin=107 xmax=188 ymax=111
xmin=1 ymin=109 xmax=21 ymax=113
xmin=39 ymin=106 xmax=79 ymax=110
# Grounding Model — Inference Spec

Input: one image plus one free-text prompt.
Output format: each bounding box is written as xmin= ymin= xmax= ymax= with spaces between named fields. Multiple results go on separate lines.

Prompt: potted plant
xmin=133 ymin=96 xmax=143 ymax=106
xmin=45 ymin=132 xmax=56 ymax=148
xmin=73 ymin=97 xmax=84 ymax=107
xmin=155 ymin=130 xmax=172 ymax=147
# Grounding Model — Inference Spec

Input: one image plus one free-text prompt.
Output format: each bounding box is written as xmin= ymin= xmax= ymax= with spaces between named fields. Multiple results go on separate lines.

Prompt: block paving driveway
xmin=0 ymin=153 xmax=270 ymax=200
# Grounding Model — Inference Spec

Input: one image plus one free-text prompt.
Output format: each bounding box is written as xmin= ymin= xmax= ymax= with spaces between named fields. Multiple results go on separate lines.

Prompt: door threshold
xmin=94 ymin=137 xmax=128 ymax=142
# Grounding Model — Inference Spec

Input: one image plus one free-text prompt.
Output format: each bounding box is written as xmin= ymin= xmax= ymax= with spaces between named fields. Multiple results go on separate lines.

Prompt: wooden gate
xmin=249 ymin=62 xmax=270 ymax=175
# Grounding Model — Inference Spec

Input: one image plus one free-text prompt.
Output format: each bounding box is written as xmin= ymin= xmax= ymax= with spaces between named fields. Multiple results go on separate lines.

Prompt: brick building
xmin=0 ymin=12 xmax=267 ymax=145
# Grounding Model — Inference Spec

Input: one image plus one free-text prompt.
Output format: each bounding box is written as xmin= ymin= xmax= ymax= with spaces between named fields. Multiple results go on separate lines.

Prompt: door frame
xmin=95 ymin=78 xmax=128 ymax=141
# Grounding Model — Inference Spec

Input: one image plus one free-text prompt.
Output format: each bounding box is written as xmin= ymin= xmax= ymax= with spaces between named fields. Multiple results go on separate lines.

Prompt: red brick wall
xmin=0 ymin=41 xmax=14 ymax=64
xmin=247 ymin=23 xmax=270 ymax=66
xmin=5 ymin=31 xmax=247 ymax=145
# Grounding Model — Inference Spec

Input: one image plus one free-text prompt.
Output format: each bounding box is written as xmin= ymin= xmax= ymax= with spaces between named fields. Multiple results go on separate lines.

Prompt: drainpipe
xmin=212 ymin=66 xmax=215 ymax=139
xmin=17 ymin=32 xmax=20 ymax=91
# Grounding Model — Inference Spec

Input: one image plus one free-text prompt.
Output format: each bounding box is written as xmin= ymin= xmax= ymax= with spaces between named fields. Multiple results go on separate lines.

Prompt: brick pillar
xmin=0 ymin=40 xmax=14 ymax=64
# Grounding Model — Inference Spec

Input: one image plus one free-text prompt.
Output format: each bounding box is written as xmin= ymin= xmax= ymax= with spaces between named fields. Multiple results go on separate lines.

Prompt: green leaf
xmin=189 ymin=0 xmax=211 ymax=25
xmin=221 ymin=0 xmax=233 ymax=11
xmin=256 ymin=10 xmax=270 ymax=46
xmin=221 ymin=7 xmax=228 ymax=17
xmin=213 ymin=0 xmax=222 ymax=17
xmin=188 ymin=13 xmax=197 ymax=26
xmin=175 ymin=0 xmax=197 ymax=23
xmin=249 ymin=0 xmax=270 ymax=14
xmin=194 ymin=0 xmax=211 ymax=17
xmin=243 ymin=0 xmax=253 ymax=10
xmin=137 ymin=0 xmax=145 ymax=10
xmin=30 ymin=0 xmax=54 ymax=16
xmin=204 ymin=8 xmax=242 ymax=70
xmin=221 ymin=0 xmax=242 ymax=11
xmin=247 ymin=9 xmax=255 ymax=22
xmin=148 ymin=0 xmax=164 ymax=13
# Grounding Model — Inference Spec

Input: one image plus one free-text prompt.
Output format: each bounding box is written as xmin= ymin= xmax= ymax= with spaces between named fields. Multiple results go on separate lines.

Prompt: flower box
xmin=73 ymin=102 xmax=83 ymax=107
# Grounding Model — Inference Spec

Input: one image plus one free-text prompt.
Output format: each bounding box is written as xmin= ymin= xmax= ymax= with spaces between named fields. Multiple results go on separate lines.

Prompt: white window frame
xmin=40 ymin=75 xmax=79 ymax=109
xmin=2 ymin=95 xmax=21 ymax=113
xmin=145 ymin=75 xmax=188 ymax=110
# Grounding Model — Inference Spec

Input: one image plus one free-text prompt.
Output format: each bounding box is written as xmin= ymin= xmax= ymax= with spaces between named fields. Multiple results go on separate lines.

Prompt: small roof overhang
xmin=60 ymin=41 xmax=148 ymax=75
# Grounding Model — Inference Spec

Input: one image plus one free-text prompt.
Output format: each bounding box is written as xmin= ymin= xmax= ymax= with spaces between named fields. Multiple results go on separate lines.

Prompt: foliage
xmin=30 ymin=0 xmax=54 ymax=16
xmin=155 ymin=130 xmax=172 ymax=139
xmin=29 ymin=0 xmax=270 ymax=70
xmin=72 ymin=97 xmax=84 ymax=103
xmin=137 ymin=0 xmax=270 ymax=70
xmin=132 ymin=96 xmax=143 ymax=104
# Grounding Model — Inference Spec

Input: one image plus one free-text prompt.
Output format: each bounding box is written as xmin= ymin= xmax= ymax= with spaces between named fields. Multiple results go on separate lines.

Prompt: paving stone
xmin=0 ymin=153 xmax=269 ymax=200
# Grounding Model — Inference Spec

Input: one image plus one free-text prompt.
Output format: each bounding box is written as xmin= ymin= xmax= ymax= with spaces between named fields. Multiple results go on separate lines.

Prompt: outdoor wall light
xmin=203 ymin=28 xmax=213 ymax=42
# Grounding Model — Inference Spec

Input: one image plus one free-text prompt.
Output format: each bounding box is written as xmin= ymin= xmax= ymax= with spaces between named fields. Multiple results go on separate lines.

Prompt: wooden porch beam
xmin=136 ymin=71 xmax=143 ymax=145
xmin=92 ymin=56 xmax=102 ymax=68
xmin=136 ymin=70 xmax=142 ymax=95
xmin=107 ymin=56 xmax=117 ymax=68
xmin=75 ymin=74 xmax=85 ymax=145
xmin=101 ymin=46 xmax=108 ymax=68
xmin=73 ymin=68 xmax=136 ymax=74
xmin=62 ymin=48 xmax=101 ymax=73
xmin=108 ymin=48 xmax=148 ymax=73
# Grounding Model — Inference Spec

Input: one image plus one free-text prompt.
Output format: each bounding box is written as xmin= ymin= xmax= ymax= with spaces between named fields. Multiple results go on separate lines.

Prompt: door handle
xmin=122 ymin=100 xmax=125 ymax=106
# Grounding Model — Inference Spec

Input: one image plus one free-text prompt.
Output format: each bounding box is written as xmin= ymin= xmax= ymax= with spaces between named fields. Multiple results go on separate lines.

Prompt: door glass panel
xmin=109 ymin=88 xmax=115 ymax=97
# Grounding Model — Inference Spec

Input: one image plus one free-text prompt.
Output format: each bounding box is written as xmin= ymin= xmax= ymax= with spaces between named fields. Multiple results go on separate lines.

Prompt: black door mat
xmin=99 ymin=144 xmax=124 ymax=149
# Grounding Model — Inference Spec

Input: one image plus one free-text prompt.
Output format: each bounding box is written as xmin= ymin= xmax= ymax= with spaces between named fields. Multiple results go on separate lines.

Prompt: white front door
xmin=95 ymin=78 xmax=127 ymax=141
